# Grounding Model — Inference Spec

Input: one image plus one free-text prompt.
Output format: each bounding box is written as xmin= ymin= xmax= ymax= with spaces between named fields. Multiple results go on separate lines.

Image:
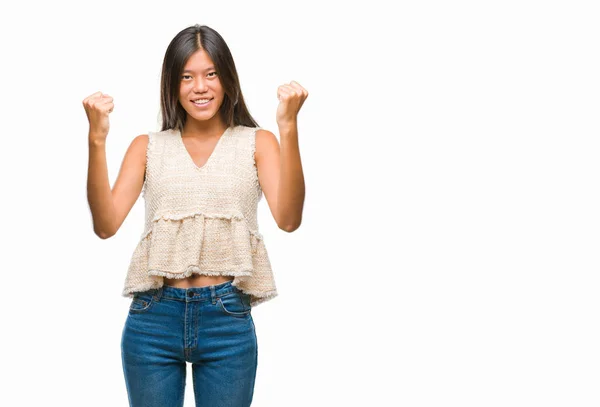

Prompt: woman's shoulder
xmin=150 ymin=128 xmax=178 ymax=138
xmin=231 ymin=125 xmax=277 ymax=150
xmin=127 ymin=129 xmax=178 ymax=156
xmin=232 ymin=124 xmax=259 ymax=133
xmin=140 ymin=128 xmax=180 ymax=148
xmin=232 ymin=125 xmax=273 ymax=139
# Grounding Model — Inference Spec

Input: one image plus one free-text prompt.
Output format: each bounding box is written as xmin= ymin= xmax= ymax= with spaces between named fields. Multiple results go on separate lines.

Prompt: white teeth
xmin=193 ymin=99 xmax=211 ymax=104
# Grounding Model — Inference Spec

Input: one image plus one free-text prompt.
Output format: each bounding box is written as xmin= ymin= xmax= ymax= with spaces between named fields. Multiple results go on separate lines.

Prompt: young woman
xmin=84 ymin=24 xmax=307 ymax=407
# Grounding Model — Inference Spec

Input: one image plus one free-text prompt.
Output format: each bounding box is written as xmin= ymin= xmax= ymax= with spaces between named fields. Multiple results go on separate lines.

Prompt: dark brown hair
xmin=159 ymin=24 xmax=259 ymax=132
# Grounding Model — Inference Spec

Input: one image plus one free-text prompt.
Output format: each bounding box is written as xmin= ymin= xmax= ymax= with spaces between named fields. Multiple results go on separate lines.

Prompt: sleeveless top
xmin=121 ymin=125 xmax=278 ymax=307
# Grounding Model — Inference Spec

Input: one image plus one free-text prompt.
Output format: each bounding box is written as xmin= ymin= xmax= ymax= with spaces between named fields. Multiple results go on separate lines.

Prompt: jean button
xmin=187 ymin=291 xmax=194 ymax=297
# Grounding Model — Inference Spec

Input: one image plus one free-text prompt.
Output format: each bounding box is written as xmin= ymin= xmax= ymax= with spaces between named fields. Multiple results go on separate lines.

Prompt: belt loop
xmin=154 ymin=286 xmax=163 ymax=301
xmin=210 ymin=285 xmax=216 ymax=304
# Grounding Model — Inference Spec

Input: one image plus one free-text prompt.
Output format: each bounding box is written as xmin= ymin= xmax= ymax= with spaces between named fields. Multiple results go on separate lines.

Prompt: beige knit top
xmin=121 ymin=125 xmax=278 ymax=307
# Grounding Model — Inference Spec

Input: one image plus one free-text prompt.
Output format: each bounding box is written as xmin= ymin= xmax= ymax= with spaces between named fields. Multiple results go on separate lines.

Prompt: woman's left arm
xmin=255 ymin=81 xmax=308 ymax=232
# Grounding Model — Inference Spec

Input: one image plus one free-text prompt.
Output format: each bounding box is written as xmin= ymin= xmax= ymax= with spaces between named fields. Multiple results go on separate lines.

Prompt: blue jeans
xmin=121 ymin=280 xmax=258 ymax=407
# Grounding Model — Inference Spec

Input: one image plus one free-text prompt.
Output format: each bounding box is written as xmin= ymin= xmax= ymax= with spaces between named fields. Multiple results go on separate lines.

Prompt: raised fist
xmin=83 ymin=91 xmax=114 ymax=140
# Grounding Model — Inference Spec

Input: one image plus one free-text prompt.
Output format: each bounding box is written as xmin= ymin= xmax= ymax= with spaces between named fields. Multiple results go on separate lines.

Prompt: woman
xmin=84 ymin=24 xmax=307 ymax=407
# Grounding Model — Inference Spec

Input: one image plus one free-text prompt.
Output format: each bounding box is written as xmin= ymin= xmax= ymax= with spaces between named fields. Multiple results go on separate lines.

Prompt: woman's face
xmin=178 ymin=48 xmax=225 ymax=125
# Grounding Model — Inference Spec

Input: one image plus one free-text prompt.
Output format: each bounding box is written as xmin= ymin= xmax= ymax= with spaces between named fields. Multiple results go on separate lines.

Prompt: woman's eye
xmin=208 ymin=72 xmax=217 ymax=77
xmin=182 ymin=75 xmax=192 ymax=80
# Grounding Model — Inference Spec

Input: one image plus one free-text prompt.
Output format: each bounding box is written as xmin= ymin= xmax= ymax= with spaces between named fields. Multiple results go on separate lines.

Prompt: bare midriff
xmin=163 ymin=274 xmax=234 ymax=288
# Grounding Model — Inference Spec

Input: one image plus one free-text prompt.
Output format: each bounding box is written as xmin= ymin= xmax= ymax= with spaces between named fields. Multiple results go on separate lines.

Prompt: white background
xmin=1 ymin=0 xmax=599 ymax=406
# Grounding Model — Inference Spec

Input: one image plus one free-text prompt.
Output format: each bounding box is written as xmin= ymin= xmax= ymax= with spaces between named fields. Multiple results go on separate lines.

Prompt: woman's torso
xmin=164 ymin=127 xmax=237 ymax=289
xmin=123 ymin=124 xmax=277 ymax=307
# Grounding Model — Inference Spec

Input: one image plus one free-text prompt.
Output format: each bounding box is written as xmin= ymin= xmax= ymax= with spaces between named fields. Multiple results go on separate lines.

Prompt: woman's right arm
xmin=84 ymin=91 xmax=148 ymax=239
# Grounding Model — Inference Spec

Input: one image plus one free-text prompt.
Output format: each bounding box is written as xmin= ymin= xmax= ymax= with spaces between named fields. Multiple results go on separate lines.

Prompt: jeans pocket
xmin=217 ymin=291 xmax=252 ymax=318
xmin=129 ymin=291 xmax=155 ymax=314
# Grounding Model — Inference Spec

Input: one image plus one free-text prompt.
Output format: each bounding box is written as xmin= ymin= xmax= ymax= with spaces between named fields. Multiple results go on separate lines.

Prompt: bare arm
xmin=87 ymin=136 xmax=115 ymax=238
xmin=277 ymin=123 xmax=305 ymax=230
xmin=259 ymin=80 xmax=308 ymax=232
xmin=254 ymin=80 xmax=308 ymax=232
xmin=83 ymin=91 xmax=147 ymax=239
xmin=255 ymin=125 xmax=305 ymax=232
xmin=87 ymin=134 xmax=148 ymax=239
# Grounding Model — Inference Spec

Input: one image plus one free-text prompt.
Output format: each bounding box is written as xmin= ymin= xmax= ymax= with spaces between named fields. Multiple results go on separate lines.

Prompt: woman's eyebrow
xmin=182 ymin=67 xmax=216 ymax=73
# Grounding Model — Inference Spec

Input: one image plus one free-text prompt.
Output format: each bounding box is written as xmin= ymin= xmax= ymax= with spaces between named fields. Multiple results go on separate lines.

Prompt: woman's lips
xmin=191 ymin=98 xmax=213 ymax=108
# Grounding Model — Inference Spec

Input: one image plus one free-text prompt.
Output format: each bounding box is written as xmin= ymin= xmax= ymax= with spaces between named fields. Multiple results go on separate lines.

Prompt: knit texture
xmin=121 ymin=125 xmax=278 ymax=307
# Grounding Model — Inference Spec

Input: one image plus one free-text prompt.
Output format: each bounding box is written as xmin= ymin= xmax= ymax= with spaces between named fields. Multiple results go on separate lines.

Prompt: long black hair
xmin=159 ymin=24 xmax=259 ymax=132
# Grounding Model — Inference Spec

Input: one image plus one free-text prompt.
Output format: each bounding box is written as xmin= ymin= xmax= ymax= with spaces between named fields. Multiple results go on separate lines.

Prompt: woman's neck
xmin=182 ymin=117 xmax=228 ymax=139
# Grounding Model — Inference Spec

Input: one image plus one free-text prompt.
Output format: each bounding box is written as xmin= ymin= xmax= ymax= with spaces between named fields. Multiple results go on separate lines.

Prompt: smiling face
xmin=178 ymin=48 xmax=225 ymax=126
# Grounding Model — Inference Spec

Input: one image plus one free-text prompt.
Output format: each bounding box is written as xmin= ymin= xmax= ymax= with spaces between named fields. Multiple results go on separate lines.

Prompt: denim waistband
xmin=138 ymin=280 xmax=240 ymax=302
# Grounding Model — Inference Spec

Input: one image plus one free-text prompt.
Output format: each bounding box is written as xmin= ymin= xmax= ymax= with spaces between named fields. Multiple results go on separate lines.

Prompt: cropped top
xmin=121 ymin=125 xmax=278 ymax=307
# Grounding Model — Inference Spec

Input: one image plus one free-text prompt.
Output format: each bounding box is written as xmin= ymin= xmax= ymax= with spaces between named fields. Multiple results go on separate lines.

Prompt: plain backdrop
xmin=1 ymin=0 xmax=599 ymax=406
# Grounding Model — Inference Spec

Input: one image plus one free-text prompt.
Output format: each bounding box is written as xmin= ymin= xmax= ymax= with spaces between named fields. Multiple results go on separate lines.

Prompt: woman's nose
xmin=192 ymin=79 xmax=209 ymax=93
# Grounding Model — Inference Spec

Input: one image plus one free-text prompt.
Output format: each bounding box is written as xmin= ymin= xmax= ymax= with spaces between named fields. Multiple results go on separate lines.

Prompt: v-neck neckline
xmin=177 ymin=127 xmax=232 ymax=170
